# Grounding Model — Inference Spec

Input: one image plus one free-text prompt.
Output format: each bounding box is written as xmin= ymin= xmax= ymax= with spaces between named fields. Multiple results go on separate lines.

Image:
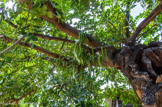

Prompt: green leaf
xmin=21 ymin=25 xmax=30 ymax=30
xmin=0 ymin=10 xmax=4 ymax=24
xmin=31 ymin=36 xmax=38 ymax=41
xmin=31 ymin=43 xmax=35 ymax=49
xmin=47 ymin=11 xmax=53 ymax=18
xmin=42 ymin=5 xmax=47 ymax=11
xmin=41 ymin=10 xmax=47 ymax=16
xmin=56 ymin=14 xmax=61 ymax=19
xmin=98 ymin=55 xmax=102 ymax=66
xmin=33 ymin=25 xmax=41 ymax=28
xmin=25 ymin=36 xmax=32 ymax=43
xmin=1 ymin=72 xmax=5 ymax=76
xmin=1 ymin=3 xmax=5 ymax=8
xmin=24 ymin=33 xmax=30 ymax=37
xmin=32 ymin=2 xmax=41 ymax=9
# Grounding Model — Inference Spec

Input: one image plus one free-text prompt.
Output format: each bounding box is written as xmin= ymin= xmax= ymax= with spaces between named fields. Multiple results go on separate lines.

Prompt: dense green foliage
xmin=0 ymin=0 xmax=161 ymax=106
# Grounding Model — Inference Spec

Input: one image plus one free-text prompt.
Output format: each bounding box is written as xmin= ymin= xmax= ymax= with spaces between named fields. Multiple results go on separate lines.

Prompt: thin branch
xmin=22 ymin=55 xmax=56 ymax=65
xmin=41 ymin=57 xmax=56 ymax=64
xmin=17 ymin=89 xmax=36 ymax=101
xmin=4 ymin=21 xmax=91 ymax=52
xmin=42 ymin=57 xmax=67 ymax=67
xmin=127 ymin=2 xmax=162 ymax=46
xmin=7 ymin=21 xmax=18 ymax=29
xmin=0 ymin=37 xmax=24 ymax=55
xmin=125 ymin=1 xmax=130 ymax=38
xmin=103 ymin=19 xmax=123 ymax=35
xmin=3 ymin=19 xmax=18 ymax=29
xmin=3 ymin=89 xmax=36 ymax=104
xmin=137 ymin=24 xmax=157 ymax=41
xmin=0 ymin=34 xmax=70 ymax=62
xmin=4 ymin=98 xmax=15 ymax=104
xmin=31 ymin=33 xmax=91 ymax=52
xmin=40 ymin=1 xmax=102 ymax=47
xmin=120 ymin=7 xmax=133 ymax=33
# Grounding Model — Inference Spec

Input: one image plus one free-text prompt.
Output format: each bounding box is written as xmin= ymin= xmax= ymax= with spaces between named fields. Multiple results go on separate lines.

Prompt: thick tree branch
xmin=4 ymin=21 xmax=91 ymax=52
xmin=127 ymin=2 xmax=162 ymax=46
xmin=40 ymin=1 xmax=102 ymax=47
xmin=0 ymin=34 xmax=70 ymax=62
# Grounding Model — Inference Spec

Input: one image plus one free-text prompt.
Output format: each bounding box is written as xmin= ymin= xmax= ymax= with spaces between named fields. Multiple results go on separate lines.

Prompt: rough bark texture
xmin=115 ymin=42 xmax=162 ymax=107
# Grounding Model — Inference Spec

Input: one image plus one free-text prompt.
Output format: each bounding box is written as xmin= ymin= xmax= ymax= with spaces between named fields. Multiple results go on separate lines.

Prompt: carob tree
xmin=0 ymin=0 xmax=162 ymax=106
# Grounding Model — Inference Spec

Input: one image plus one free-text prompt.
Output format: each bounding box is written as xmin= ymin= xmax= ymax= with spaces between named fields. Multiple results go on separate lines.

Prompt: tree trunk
xmin=115 ymin=42 xmax=162 ymax=107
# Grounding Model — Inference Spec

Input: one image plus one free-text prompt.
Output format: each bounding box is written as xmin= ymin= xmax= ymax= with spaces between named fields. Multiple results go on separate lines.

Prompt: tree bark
xmin=115 ymin=42 xmax=162 ymax=107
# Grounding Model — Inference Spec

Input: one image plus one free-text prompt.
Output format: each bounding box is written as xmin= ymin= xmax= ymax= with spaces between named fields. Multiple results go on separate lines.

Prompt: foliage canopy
xmin=0 ymin=0 xmax=161 ymax=106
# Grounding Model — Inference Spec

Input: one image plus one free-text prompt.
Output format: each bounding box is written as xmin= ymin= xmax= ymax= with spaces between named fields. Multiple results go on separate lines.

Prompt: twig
xmin=3 ymin=89 xmax=36 ymax=105
xmin=17 ymin=89 xmax=36 ymax=101
xmin=0 ymin=35 xmax=71 ymax=62
xmin=0 ymin=37 xmax=24 ymax=55
xmin=137 ymin=24 xmax=157 ymax=41
xmin=31 ymin=33 xmax=91 ymax=52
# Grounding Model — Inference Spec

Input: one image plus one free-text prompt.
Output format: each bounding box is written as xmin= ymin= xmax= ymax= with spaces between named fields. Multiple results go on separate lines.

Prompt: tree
xmin=0 ymin=0 xmax=161 ymax=106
